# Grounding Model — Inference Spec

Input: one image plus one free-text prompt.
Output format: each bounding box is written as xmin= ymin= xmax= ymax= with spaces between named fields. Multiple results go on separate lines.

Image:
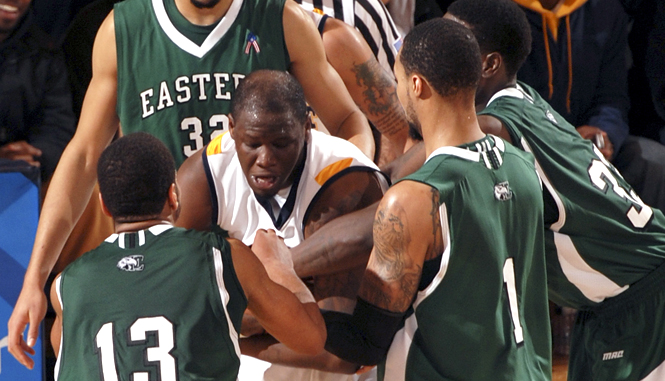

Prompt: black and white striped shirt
xmin=297 ymin=0 xmax=402 ymax=76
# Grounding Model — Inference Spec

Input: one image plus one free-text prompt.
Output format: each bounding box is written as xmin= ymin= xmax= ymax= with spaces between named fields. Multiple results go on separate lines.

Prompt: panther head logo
xmin=117 ymin=255 xmax=145 ymax=272
xmin=494 ymin=181 xmax=513 ymax=201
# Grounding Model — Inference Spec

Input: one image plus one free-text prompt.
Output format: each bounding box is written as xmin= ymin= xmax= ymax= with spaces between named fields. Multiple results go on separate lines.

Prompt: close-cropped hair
xmin=231 ymin=70 xmax=308 ymax=124
xmin=448 ymin=0 xmax=532 ymax=78
xmin=97 ymin=132 xmax=175 ymax=220
xmin=399 ymin=18 xmax=482 ymax=97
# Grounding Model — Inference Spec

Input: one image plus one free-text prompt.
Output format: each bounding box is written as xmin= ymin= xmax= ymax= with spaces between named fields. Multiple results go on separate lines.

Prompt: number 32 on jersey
xmin=180 ymin=114 xmax=229 ymax=158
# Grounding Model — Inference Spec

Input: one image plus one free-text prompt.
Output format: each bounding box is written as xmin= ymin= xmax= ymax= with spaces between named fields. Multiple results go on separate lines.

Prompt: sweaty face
xmin=0 ymin=0 xmax=31 ymax=37
xmin=394 ymin=54 xmax=422 ymax=138
xmin=231 ymin=110 xmax=307 ymax=198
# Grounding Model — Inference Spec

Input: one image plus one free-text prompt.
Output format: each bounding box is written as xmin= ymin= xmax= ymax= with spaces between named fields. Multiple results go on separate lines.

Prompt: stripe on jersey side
xmin=213 ymin=247 xmax=241 ymax=358
xmin=54 ymin=276 xmax=64 ymax=381
xmin=382 ymin=313 xmax=418 ymax=381
xmin=553 ymin=232 xmax=628 ymax=303
xmin=414 ymin=203 xmax=451 ymax=307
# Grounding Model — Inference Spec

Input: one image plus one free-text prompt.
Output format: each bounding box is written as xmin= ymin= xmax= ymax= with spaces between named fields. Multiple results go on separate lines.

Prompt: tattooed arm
xmin=359 ymin=180 xmax=441 ymax=311
xmin=321 ymin=18 xmax=409 ymax=166
xmin=322 ymin=180 xmax=444 ymax=365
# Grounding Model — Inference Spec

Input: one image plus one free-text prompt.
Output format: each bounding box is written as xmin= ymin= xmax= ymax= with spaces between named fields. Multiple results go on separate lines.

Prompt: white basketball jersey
xmin=203 ymin=129 xmax=386 ymax=247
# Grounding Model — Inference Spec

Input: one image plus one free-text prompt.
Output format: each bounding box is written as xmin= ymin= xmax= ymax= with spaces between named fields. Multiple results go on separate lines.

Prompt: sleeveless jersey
xmin=295 ymin=0 xmax=401 ymax=76
xmin=382 ymin=135 xmax=551 ymax=381
xmin=54 ymin=225 xmax=247 ymax=381
xmin=479 ymin=82 xmax=665 ymax=310
xmin=203 ymin=129 xmax=388 ymax=247
xmin=114 ymin=0 xmax=289 ymax=167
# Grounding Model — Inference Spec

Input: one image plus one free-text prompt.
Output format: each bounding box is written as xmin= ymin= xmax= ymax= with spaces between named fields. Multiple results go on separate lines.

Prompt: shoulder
xmin=282 ymin=0 xmax=310 ymax=23
xmin=310 ymin=130 xmax=377 ymax=165
xmin=377 ymin=180 xmax=439 ymax=225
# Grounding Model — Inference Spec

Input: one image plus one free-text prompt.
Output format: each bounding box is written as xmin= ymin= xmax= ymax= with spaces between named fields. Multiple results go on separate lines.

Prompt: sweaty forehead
xmin=235 ymin=111 xmax=303 ymax=138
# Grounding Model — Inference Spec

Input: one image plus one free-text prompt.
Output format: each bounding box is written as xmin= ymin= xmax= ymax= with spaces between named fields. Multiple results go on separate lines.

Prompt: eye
xmin=272 ymin=139 xmax=292 ymax=149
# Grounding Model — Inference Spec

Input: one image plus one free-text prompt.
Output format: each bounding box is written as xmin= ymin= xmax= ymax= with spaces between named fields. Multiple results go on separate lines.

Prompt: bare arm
xmin=283 ymin=1 xmax=375 ymax=159
xmin=380 ymin=140 xmax=425 ymax=182
xmin=174 ymin=149 xmax=213 ymax=231
xmin=359 ymin=181 xmax=438 ymax=312
xmin=232 ymin=233 xmax=326 ymax=354
xmin=294 ymin=170 xmax=384 ymax=278
xmin=292 ymin=201 xmax=377 ymax=278
xmin=477 ymin=114 xmax=513 ymax=143
xmin=8 ymin=12 xmax=120 ymax=369
xmin=321 ymin=18 xmax=409 ymax=164
xmin=323 ymin=181 xmax=443 ymax=366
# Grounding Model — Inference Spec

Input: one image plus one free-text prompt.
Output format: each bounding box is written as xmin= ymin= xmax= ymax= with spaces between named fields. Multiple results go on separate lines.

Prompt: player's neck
xmin=421 ymin=95 xmax=485 ymax=157
xmin=476 ymin=76 xmax=517 ymax=113
xmin=114 ymin=219 xmax=173 ymax=234
xmin=174 ymin=0 xmax=234 ymax=26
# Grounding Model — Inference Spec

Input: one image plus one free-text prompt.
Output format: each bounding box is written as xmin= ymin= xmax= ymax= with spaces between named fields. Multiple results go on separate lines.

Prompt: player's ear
xmin=229 ymin=114 xmax=236 ymax=139
xmin=412 ymin=73 xmax=434 ymax=101
xmin=482 ymin=52 xmax=501 ymax=78
xmin=412 ymin=74 xmax=423 ymax=97
xmin=98 ymin=192 xmax=113 ymax=218
xmin=304 ymin=115 xmax=312 ymax=131
xmin=168 ymin=183 xmax=179 ymax=212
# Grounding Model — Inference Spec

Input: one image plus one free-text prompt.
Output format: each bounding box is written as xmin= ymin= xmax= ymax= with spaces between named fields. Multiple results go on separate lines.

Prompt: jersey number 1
xmin=95 ymin=316 xmax=177 ymax=381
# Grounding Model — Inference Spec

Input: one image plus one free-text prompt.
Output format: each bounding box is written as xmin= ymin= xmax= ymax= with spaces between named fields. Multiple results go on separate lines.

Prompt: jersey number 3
xmin=95 ymin=316 xmax=177 ymax=381
xmin=588 ymin=158 xmax=653 ymax=228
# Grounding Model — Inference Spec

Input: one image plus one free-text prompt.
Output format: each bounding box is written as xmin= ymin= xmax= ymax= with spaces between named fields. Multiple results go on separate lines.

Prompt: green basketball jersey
xmin=382 ymin=135 xmax=551 ymax=380
xmin=114 ymin=0 xmax=289 ymax=167
xmin=479 ymin=82 xmax=665 ymax=310
xmin=55 ymin=225 xmax=247 ymax=381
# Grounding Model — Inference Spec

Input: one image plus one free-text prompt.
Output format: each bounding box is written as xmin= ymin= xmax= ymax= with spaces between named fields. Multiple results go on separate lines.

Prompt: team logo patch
xmin=117 ymin=255 xmax=145 ymax=272
xmin=494 ymin=181 xmax=513 ymax=201
xmin=245 ymin=32 xmax=261 ymax=54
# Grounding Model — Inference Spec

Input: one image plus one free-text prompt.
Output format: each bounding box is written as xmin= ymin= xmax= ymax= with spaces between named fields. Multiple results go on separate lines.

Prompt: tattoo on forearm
xmin=352 ymin=60 xmax=406 ymax=137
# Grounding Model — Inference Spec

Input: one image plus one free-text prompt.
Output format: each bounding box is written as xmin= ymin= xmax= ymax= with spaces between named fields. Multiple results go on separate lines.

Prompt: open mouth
xmin=252 ymin=175 xmax=278 ymax=191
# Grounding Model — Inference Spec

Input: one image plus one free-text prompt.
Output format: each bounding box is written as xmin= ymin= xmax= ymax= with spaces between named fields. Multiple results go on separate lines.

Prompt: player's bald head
xmin=231 ymin=70 xmax=309 ymax=127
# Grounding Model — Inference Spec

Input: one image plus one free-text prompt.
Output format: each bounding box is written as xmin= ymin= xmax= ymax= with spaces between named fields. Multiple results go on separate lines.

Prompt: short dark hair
xmin=399 ymin=18 xmax=482 ymax=97
xmin=231 ymin=70 xmax=308 ymax=124
xmin=447 ymin=0 xmax=532 ymax=77
xmin=97 ymin=132 xmax=175 ymax=220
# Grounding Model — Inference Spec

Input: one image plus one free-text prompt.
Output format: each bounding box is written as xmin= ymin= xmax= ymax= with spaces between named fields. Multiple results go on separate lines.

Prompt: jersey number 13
xmin=95 ymin=316 xmax=177 ymax=381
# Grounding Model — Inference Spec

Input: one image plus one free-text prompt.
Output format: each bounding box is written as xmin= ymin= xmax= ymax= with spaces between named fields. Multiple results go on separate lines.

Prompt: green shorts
xmin=568 ymin=261 xmax=665 ymax=380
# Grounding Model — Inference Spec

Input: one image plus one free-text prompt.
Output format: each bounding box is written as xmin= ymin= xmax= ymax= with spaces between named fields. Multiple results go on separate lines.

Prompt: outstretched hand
xmin=7 ymin=284 xmax=47 ymax=369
